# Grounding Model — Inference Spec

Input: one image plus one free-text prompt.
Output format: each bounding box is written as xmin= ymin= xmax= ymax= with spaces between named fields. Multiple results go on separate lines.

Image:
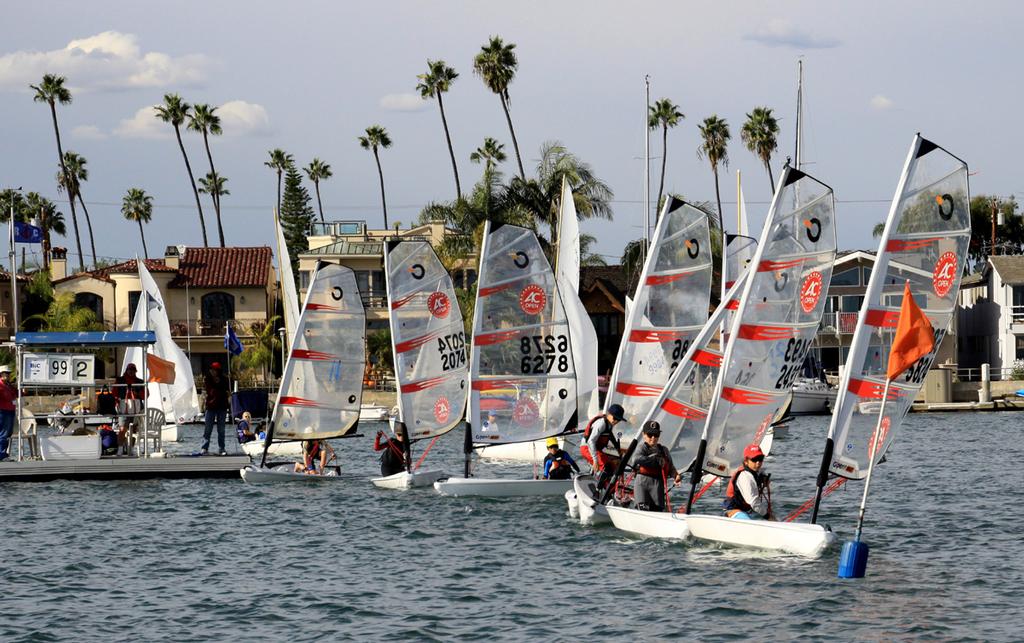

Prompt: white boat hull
xmin=474 ymin=435 xmax=579 ymax=462
xmin=240 ymin=464 xmax=341 ymax=483
xmin=686 ymin=514 xmax=837 ymax=558
xmin=241 ymin=440 xmax=304 ymax=457
xmin=572 ymin=474 xmax=610 ymax=525
xmin=565 ymin=490 xmax=580 ymax=519
xmin=433 ymin=477 xmax=574 ymax=497
xmin=789 ymin=382 xmax=838 ymax=416
xmin=358 ymin=405 xmax=390 ymax=422
xmin=160 ymin=424 xmax=183 ymax=442
xmin=371 ymin=468 xmax=446 ymax=489
xmin=606 ymin=505 xmax=690 ymax=540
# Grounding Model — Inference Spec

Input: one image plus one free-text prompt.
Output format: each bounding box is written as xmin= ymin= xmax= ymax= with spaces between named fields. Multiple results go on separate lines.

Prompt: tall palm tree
xmin=473 ymin=36 xmax=525 ymax=179
xmin=469 ymin=137 xmax=507 ymax=175
xmin=697 ymin=115 xmax=731 ymax=232
xmin=265 ymin=148 xmax=294 ymax=219
xmin=417 ymin=59 xmax=462 ymax=198
xmin=23 ymin=192 xmax=66 ymax=271
xmin=154 ymin=94 xmax=208 ymax=246
xmin=30 ymin=74 xmax=85 ymax=271
xmin=303 ymin=158 xmax=333 ymax=225
xmin=358 ymin=126 xmax=392 ymax=229
xmin=121 ymin=188 xmax=154 ymax=259
xmin=198 ymin=172 xmax=230 ymax=214
xmin=648 ymin=98 xmax=685 ymax=218
xmin=187 ymin=103 xmax=225 ymax=246
xmin=740 ymin=106 xmax=781 ymax=193
xmin=56 ymin=151 xmax=97 ymax=267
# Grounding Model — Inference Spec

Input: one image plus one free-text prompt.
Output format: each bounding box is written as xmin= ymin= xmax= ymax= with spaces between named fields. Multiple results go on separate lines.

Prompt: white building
xmin=958 ymin=255 xmax=1024 ymax=374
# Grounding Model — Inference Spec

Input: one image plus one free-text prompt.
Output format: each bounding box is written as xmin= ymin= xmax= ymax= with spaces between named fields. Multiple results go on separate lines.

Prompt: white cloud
xmin=218 ymin=100 xmax=271 ymax=136
xmin=113 ymin=105 xmax=170 ymax=140
xmin=870 ymin=95 xmax=894 ymax=110
xmin=744 ymin=19 xmax=840 ymax=49
xmin=71 ymin=125 xmax=107 ymax=140
xmin=379 ymin=93 xmax=428 ymax=112
xmin=0 ymin=31 xmax=214 ymax=92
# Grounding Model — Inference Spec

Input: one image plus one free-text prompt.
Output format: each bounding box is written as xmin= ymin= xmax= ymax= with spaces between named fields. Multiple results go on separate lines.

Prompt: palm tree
xmin=55 ymin=151 xmax=97 ymax=267
xmin=24 ymin=291 xmax=104 ymax=332
xmin=580 ymin=233 xmax=606 ymax=267
xmin=187 ymin=103 xmax=225 ymax=246
xmin=23 ymin=192 xmax=66 ymax=271
xmin=121 ymin=188 xmax=154 ymax=259
xmin=697 ymin=115 xmax=731 ymax=232
xmin=621 ymin=239 xmax=646 ymax=289
xmin=358 ymin=126 xmax=392 ymax=229
xmin=265 ymin=148 xmax=294 ymax=219
xmin=239 ymin=315 xmax=282 ymax=381
xmin=30 ymin=74 xmax=85 ymax=272
xmin=154 ymin=94 xmax=208 ymax=246
xmin=303 ymin=158 xmax=333 ymax=225
xmin=366 ymin=328 xmax=394 ymax=374
xmin=198 ymin=172 xmax=230 ymax=214
xmin=872 ymin=222 xmax=886 ymax=239
xmin=741 ymin=106 xmax=781 ymax=193
xmin=648 ymin=98 xmax=685 ymax=218
xmin=469 ymin=137 xmax=507 ymax=175
xmin=417 ymin=59 xmax=462 ymax=198
xmin=473 ymin=36 xmax=525 ymax=179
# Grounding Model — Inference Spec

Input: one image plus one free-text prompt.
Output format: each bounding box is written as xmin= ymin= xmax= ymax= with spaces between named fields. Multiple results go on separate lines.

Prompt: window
xmin=370 ymin=270 xmax=386 ymax=298
xmin=862 ymin=267 xmax=872 ymax=283
xmin=466 ymin=269 xmax=478 ymax=289
xmin=73 ymin=292 xmax=103 ymax=323
xmin=1016 ymin=337 xmax=1024 ymax=361
xmin=201 ymin=292 xmax=235 ymax=322
xmin=831 ymin=267 xmax=860 ymax=287
xmin=298 ymin=271 xmax=310 ymax=291
xmin=840 ymin=295 xmax=864 ymax=313
xmin=355 ymin=271 xmax=370 ymax=296
xmin=128 ymin=291 xmax=142 ymax=324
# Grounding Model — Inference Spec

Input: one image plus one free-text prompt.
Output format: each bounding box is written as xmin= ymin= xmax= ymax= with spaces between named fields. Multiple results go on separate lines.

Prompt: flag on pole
xmin=146 ymin=353 xmax=177 ymax=384
xmin=13 ymin=221 xmax=43 ymax=244
xmin=886 ymin=281 xmax=935 ymax=380
xmin=224 ymin=323 xmax=244 ymax=356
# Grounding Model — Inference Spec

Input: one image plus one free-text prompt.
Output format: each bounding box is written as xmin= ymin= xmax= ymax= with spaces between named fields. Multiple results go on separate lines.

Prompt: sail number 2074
xmin=520 ymin=335 xmax=569 ymax=374
xmin=437 ymin=332 xmax=467 ymax=371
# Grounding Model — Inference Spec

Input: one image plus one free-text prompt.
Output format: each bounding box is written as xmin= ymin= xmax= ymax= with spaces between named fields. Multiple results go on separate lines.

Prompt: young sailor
xmin=374 ymin=428 xmax=407 ymax=477
xmin=723 ymin=444 xmax=772 ymax=520
xmin=542 ymin=437 xmax=580 ymax=480
xmin=630 ymin=421 xmax=681 ymax=512
xmin=580 ymin=403 xmax=626 ymax=489
xmin=294 ymin=439 xmax=336 ymax=475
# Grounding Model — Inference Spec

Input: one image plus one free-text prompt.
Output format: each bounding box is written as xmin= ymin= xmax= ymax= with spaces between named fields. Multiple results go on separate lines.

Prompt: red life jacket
xmin=583 ymin=415 xmax=616 ymax=452
xmin=305 ymin=440 xmax=321 ymax=468
xmin=724 ymin=466 xmax=764 ymax=512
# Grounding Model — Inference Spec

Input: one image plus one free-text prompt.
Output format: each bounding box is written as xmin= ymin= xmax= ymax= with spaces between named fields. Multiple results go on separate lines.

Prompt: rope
xmin=413 ymin=435 xmax=440 ymax=471
xmin=783 ymin=477 xmax=847 ymax=523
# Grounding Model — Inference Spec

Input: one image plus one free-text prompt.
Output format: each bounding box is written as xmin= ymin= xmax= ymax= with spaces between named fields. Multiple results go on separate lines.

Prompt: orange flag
xmin=146 ymin=353 xmax=177 ymax=384
xmin=886 ymin=281 xmax=935 ymax=380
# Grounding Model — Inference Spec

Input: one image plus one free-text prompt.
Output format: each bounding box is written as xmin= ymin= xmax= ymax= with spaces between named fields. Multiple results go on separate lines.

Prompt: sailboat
xmin=808 ymin=135 xmax=970 ymax=526
xmin=240 ymin=262 xmax=366 ymax=482
xmin=371 ymin=239 xmax=468 ymax=489
xmin=433 ymin=221 xmax=579 ymax=497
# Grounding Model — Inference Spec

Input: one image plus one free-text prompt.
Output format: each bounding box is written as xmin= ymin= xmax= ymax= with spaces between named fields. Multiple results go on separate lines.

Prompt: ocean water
xmin=2 ymin=412 xmax=1020 ymax=642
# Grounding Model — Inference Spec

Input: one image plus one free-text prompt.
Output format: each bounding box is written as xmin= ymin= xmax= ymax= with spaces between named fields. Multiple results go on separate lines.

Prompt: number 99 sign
xmin=23 ymin=353 xmax=95 ymax=385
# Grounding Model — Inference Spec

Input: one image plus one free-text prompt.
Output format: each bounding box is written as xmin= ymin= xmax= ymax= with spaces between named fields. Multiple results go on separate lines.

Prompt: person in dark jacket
xmin=543 ymin=437 xmax=580 ymax=480
xmin=200 ymin=362 xmax=230 ymax=455
xmin=630 ymin=421 xmax=681 ymax=512
xmin=0 ymin=365 xmax=18 ymax=461
xmin=374 ymin=428 xmax=407 ymax=476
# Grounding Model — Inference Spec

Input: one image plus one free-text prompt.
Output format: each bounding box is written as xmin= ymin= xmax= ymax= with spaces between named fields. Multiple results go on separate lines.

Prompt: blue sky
xmin=1 ymin=1 xmax=1020 ymax=268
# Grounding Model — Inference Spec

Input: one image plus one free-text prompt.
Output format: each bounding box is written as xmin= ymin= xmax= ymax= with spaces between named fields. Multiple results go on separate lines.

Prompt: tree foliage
xmin=280 ymin=164 xmax=315 ymax=276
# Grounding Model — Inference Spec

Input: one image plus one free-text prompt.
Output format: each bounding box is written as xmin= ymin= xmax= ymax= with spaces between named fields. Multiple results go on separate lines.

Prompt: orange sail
xmin=886 ymin=281 xmax=935 ymax=380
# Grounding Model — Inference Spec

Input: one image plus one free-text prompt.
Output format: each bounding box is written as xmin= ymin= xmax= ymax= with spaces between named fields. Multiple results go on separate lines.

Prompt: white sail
xmin=125 ymin=260 xmax=200 ymax=424
xmin=701 ymin=167 xmax=837 ymax=477
xmin=275 ymin=211 xmax=301 ymax=348
xmin=385 ymin=240 xmax=468 ymax=439
xmin=556 ymin=178 xmax=600 ymax=424
xmin=271 ymin=262 xmax=365 ymax=440
xmin=827 ymin=136 xmax=970 ymax=479
xmin=468 ymin=222 xmax=576 ymax=444
xmin=604 ymin=197 xmax=714 ymax=424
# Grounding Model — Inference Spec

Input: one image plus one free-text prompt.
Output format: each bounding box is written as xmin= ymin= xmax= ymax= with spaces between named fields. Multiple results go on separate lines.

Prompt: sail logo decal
xmin=758 ymin=258 xmax=805 ymax=272
xmin=331 ymin=287 xmax=343 ymax=300
xmin=800 ymin=271 xmax=823 ymax=313
xmin=932 ymin=251 xmax=958 ymax=297
xmin=433 ymin=396 xmax=451 ymax=424
xmin=721 ymin=387 xmax=775 ymax=406
xmin=402 ymin=375 xmax=446 ymax=393
xmin=936 ymin=194 xmax=955 ymax=220
xmin=685 ymin=238 xmax=700 ymax=259
xmin=645 ymin=271 xmax=694 ymax=286
xmin=804 ymin=217 xmax=822 ymax=242
xmin=395 ymin=330 xmax=444 ymax=354
xmin=615 ymin=382 xmax=663 ymax=397
xmin=660 ymin=398 xmax=707 ymax=420
xmin=408 ymin=263 xmax=425 ymax=280
xmin=628 ymin=329 xmax=685 ymax=343
xmin=519 ymin=284 xmax=547 ymax=315
xmin=691 ymin=349 xmax=722 ymax=368
xmin=511 ymin=397 xmax=540 ymax=426
xmin=865 ymin=309 xmax=899 ymax=328
xmin=737 ymin=324 xmax=794 ymax=341
xmin=847 ymin=378 xmax=902 ymax=400
xmin=513 ymin=251 xmax=530 ymax=269
xmin=427 ymin=292 xmax=451 ymax=318
xmin=867 ymin=416 xmax=892 ymax=456
xmin=291 ymin=349 xmax=338 ymax=361
xmin=886 ymin=238 xmax=939 ymax=252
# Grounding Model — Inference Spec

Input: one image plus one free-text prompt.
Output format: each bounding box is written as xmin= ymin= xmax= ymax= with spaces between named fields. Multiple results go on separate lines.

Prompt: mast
xmin=794 ymin=59 xmax=803 ymax=170
xmin=644 ymin=75 xmax=651 ymax=260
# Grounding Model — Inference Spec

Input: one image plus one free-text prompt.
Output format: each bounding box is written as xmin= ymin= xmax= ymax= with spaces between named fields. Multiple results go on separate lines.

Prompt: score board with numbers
xmin=22 ymin=353 xmax=96 ymax=385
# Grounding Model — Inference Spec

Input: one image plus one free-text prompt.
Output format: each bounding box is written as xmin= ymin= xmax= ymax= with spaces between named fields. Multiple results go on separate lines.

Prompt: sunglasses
xmin=750 ymin=455 xmax=765 ymax=463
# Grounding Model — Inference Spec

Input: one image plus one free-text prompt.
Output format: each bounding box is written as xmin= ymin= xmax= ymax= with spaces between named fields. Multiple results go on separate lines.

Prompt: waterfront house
xmin=957 ymin=255 xmax=1024 ymax=376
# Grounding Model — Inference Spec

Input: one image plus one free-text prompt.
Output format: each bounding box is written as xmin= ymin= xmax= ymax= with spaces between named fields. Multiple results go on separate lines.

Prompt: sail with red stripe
xmin=604 ymin=197 xmax=714 ymax=424
xmin=826 ymin=135 xmax=970 ymax=480
xmin=271 ymin=262 xmax=365 ymax=440
xmin=700 ymin=165 xmax=838 ymax=476
xmin=468 ymin=222 xmax=577 ymax=444
xmin=385 ymin=240 xmax=468 ymax=440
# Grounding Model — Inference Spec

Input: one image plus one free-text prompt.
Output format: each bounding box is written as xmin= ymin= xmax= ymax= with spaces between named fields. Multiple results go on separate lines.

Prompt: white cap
xmin=0 ymin=365 xmax=11 ymax=374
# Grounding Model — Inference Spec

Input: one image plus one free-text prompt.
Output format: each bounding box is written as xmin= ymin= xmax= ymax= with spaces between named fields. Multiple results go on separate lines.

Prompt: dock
xmin=910 ymin=398 xmax=1024 ymax=413
xmin=0 ymin=455 xmax=252 ymax=482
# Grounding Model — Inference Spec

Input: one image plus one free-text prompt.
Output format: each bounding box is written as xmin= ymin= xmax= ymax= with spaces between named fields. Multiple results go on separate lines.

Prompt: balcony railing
xmin=1012 ymin=305 xmax=1024 ymax=324
xmin=361 ymin=294 xmax=387 ymax=309
xmin=819 ymin=312 xmax=859 ymax=335
xmin=168 ymin=319 xmax=260 ymax=337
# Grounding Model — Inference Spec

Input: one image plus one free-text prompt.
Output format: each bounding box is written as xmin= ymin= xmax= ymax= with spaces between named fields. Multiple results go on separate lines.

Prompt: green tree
xmin=198 ymin=172 xmax=229 ymax=217
xmin=24 ymin=192 xmax=65 ymax=271
xmin=366 ymin=328 xmax=394 ymax=375
xmin=469 ymin=137 xmax=507 ymax=176
xmin=303 ymin=158 xmax=333 ymax=225
xmin=697 ymin=115 xmax=731 ymax=233
xmin=155 ymin=94 xmax=208 ymax=246
xmin=741 ymin=106 xmax=781 ymax=193
xmin=473 ymin=36 xmax=525 ymax=179
xmin=265 ymin=148 xmax=294 ymax=220
xmin=56 ymin=151 xmax=97 ymax=267
xmin=358 ymin=125 xmax=392 ymax=228
xmin=648 ymin=98 xmax=685 ymax=219
xmin=188 ymin=104 xmax=225 ymax=246
xmin=239 ymin=315 xmax=283 ymax=381
xmin=24 ymin=291 xmax=104 ymax=332
xmin=620 ymin=239 xmax=646 ymax=291
xmin=872 ymin=222 xmax=886 ymax=239
xmin=121 ymin=188 xmax=154 ymax=259
xmin=580 ymin=233 xmax=606 ymax=267
xmin=280 ymin=164 xmax=316 ymax=276
xmin=418 ymin=59 xmax=462 ymax=198
xmin=31 ymin=74 xmax=85 ymax=272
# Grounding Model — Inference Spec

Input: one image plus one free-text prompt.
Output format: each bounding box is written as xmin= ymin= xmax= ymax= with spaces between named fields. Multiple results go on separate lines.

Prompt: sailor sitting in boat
xmin=542 ymin=437 xmax=580 ymax=480
xmin=235 ymin=412 xmax=256 ymax=444
xmin=630 ymin=421 xmax=681 ymax=512
xmin=723 ymin=444 xmax=773 ymax=520
xmin=581 ymin=403 xmax=627 ymax=490
xmin=294 ymin=439 xmax=336 ymax=475
xmin=374 ymin=429 xmax=406 ymax=476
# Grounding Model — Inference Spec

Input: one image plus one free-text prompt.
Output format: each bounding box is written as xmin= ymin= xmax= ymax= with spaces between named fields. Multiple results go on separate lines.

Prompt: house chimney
xmin=164 ymin=245 xmax=181 ymax=270
xmin=51 ymin=247 xmax=67 ymax=280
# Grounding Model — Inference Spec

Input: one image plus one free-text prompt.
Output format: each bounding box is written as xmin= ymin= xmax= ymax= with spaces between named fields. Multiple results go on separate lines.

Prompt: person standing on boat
xmin=542 ymin=437 xmax=580 ymax=480
xmin=580 ymin=403 xmax=626 ymax=489
xmin=200 ymin=362 xmax=230 ymax=456
xmin=374 ymin=428 xmax=407 ymax=476
xmin=631 ymin=421 xmax=681 ymax=512
xmin=114 ymin=363 xmax=146 ymax=437
xmin=723 ymin=444 xmax=772 ymax=520
xmin=0 ymin=365 xmax=18 ymax=461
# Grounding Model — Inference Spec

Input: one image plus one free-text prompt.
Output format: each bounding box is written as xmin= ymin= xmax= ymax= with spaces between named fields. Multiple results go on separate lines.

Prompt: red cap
xmin=211 ymin=362 xmax=222 ymax=370
xmin=743 ymin=444 xmax=764 ymax=460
